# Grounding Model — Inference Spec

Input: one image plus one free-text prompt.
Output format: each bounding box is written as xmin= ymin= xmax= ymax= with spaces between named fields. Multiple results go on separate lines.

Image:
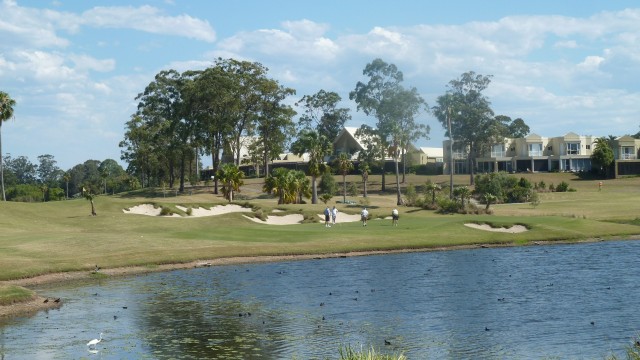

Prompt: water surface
xmin=1 ymin=240 xmax=640 ymax=359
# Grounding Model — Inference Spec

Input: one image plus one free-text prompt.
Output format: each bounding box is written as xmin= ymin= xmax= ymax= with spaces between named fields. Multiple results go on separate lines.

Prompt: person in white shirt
xmin=391 ymin=208 xmax=399 ymax=226
xmin=331 ymin=206 xmax=338 ymax=225
xmin=360 ymin=207 xmax=369 ymax=226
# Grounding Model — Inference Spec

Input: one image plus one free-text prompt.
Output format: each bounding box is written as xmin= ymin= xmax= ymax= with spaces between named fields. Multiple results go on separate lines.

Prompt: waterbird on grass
xmin=87 ymin=333 xmax=103 ymax=348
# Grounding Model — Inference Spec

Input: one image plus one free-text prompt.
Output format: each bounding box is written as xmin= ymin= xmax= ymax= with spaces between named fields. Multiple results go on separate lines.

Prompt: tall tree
xmin=253 ymin=78 xmax=296 ymax=178
xmin=350 ymin=58 xmax=427 ymax=205
xmin=0 ymin=91 xmax=16 ymax=201
xmin=5 ymin=155 xmax=37 ymax=185
xmin=334 ymin=152 xmax=354 ymax=203
xmin=291 ymin=129 xmax=332 ymax=204
xmin=297 ymin=90 xmax=351 ymax=142
xmin=37 ymin=154 xmax=62 ymax=187
xmin=433 ymin=71 xmax=498 ymax=185
xmin=185 ymin=66 xmax=236 ymax=194
xmin=591 ymin=137 xmax=615 ymax=178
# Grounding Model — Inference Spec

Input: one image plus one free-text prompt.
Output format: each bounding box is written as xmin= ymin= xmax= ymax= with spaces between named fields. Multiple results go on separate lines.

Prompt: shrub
xmin=159 ymin=206 xmax=173 ymax=216
xmin=318 ymin=172 xmax=337 ymax=195
xmin=555 ymin=181 xmax=571 ymax=192
xmin=437 ymin=197 xmax=462 ymax=214
xmin=347 ymin=182 xmax=358 ymax=197
xmin=404 ymin=184 xmax=418 ymax=206
xmin=186 ymin=207 xmax=193 ymax=216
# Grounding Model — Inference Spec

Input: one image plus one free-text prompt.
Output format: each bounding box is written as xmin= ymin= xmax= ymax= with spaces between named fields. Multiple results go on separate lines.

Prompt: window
xmin=528 ymin=143 xmax=543 ymax=156
xmin=621 ymin=147 xmax=636 ymax=160
xmin=566 ymin=142 xmax=580 ymax=155
xmin=491 ymin=144 xmax=505 ymax=157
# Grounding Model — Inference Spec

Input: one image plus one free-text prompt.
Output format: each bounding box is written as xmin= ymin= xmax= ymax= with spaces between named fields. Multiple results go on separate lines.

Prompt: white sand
xmin=316 ymin=213 xmax=362 ymax=223
xmin=122 ymin=204 xmax=181 ymax=217
xmin=243 ymin=214 xmax=304 ymax=225
xmin=464 ymin=223 xmax=528 ymax=233
xmin=175 ymin=204 xmax=252 ymax=217
xmin=123 ymin=204 xmax=251 ymax=218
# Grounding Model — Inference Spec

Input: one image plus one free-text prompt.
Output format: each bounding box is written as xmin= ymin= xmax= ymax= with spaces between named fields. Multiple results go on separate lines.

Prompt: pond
xmin=1 ymin=240 xmax=640 ymax=359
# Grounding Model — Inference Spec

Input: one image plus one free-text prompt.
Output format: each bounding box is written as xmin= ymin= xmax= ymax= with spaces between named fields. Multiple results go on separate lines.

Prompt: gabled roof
xmin=563 ymin=132 xmax=581 ymax=140
xmin=334 ymin=127 xmax=368 ymax=150
xmin=419 ymin=147 xmax=443 ymax=158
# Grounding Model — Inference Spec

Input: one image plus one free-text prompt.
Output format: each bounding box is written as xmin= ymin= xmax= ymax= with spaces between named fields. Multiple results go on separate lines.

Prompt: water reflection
xmin=1 ymin=240 xmax=640 ymax=359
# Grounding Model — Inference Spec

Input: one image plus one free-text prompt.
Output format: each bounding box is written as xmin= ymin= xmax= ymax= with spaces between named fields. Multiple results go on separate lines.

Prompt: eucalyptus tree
xmin=136 ymin=69 xmax=197 ymax=193
xmin=120 ymin=114 xmax=160 ymax=188
xmin=355 ymin=125 xmax=388 ymax=193
xmin=5 ymin=155 xmax=37 ymax=185
xmin=291 ymin=129 xmax=332 ymax=204
xmin=433 ymin=71 xmax=498 ymax=185
xmin=253 ymin=78 xmax=296 ymax=178
xmin=334 ymin=152 xmax=354 ymax=203
xmin=297 ymin=89 xmax=351 ymax=142
xmin=217 ymin=59 xmax=270 ymax=166
xmin=184 ymin=65 xmax=236 ymax=194
xmin=0 ymin=91 xmax=16 ymax=201
xmin=350 ymin=58 xmax=427 ymax=205
xmin=37 ymin=154 xmax=62 ymax=188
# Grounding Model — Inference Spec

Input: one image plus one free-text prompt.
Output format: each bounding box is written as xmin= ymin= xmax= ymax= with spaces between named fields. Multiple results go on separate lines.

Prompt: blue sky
xmin=2 ymin=0 xmax=640 ymax=170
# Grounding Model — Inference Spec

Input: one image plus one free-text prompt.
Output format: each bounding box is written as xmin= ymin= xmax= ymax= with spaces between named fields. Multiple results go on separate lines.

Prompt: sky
xmin=2 ymin=0 xmax=640 ymax=170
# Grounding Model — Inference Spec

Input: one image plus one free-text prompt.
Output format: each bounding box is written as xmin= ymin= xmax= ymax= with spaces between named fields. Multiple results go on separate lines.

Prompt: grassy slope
xmin=1 ymin=173 xmax=639 ymax=282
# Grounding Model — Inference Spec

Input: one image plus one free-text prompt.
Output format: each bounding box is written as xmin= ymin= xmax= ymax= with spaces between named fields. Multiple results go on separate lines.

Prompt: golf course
xmin=2 ymin=172 xmax=640 ymax=317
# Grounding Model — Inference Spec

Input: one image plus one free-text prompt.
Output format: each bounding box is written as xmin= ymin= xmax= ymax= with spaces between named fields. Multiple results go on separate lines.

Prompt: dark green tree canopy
xmin=297 ymin=89 xmax=351 ymax=142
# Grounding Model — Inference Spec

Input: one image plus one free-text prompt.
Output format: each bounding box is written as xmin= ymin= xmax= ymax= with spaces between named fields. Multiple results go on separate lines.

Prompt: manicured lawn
xmin=1 ymin=172 xmax=639 ymax=284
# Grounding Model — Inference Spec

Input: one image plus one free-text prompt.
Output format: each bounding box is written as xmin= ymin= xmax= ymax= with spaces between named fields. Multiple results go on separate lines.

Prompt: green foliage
xmin=347 ymin=182 xmax=358 ymax=197
xmin=591 ymin=137 xmax=615 ymax=177
xmin=530 ymin=191 xmax=540 ymax=208
xmin=555 ymin=181 xmax=571 ymax=192
xmin=436 ymin=197 xmax=463 ymax=214
xmin=319 ymin=193 xmax=333 ymax=204
xmin=5 ymin=184 xmax=43 ymax=202
xmin=159 ymin=206 xmax=173 ymax=216
xmin=404 ymin=183 xmax=418 ymax=206
xmin=475 ymin=172 xmax=534 ymax=203
xmin=606 ymin=336 xmax=640 ymax=360
xmin=318 ymin=172 xmax=337 ymax=195
xmin=216 ymin=163 xmax=244 ymax=202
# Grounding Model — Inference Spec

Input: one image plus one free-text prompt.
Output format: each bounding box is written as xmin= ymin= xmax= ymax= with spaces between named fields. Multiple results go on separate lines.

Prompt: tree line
xmin=2 ymin=58 xmax=535 ymax=204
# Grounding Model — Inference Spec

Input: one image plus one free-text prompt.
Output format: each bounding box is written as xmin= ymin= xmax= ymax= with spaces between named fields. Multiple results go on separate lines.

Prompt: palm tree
xmin=82 ymin=186 xmax=97 ymax=216
xmin=291 ymin=129 xmax=332 ymax=204
xmin=359 ymin=162 xmax=370 ymax=198
xmin=0 ymin=91 xmax=16 ymax=201
xmin=424 ymin=180 xmax=441 ymax=205
xmin=216 ymin=163 xmax=244 ymax=202
xmin=453 ymin=186 xmax=471 ymax=208
xmin=289 ymin=170 xmax=311 ymax=204
xmin=263 ymin=167 xmax=289 ymax=204
xmin=334 ymin=153 xmax=354 ymax=203
xmin=63 ymin=172 xmax=71 ymax=200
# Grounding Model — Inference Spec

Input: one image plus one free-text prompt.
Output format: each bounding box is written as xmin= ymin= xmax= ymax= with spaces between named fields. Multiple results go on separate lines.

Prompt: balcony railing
xmin=620 ymin=153 xmax=637 ymax=160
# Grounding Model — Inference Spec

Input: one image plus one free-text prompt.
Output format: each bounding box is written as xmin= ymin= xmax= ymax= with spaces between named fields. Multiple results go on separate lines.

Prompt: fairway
xmin=1 ymin=172 xmax=640 ymax=284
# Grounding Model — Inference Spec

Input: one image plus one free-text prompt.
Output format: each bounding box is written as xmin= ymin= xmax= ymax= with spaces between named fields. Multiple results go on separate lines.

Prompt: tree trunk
xmin=90 ymin=199 xmax=97 ymax=216
xmin=363 ymin=172 xmax=368 ymax=197
xmin=395 ymin=158 xmax=403 ymax=206
xmin=342 ymin=175 xmax=347 ymax=203
xmin=0 ymin=122 xmax=4 ymax=201
xmin=381 ymin=164 xmax=386 ymax=192
xmin=311 ymin=175 xmax=318 ymax=204
xmin=402 ymin=149 xmax=406 ymax=184
xmin=179 ymin=153 xmax=186 ymax=193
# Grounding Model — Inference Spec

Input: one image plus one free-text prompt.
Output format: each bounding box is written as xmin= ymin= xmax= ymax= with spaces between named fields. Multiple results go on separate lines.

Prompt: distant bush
xmin=159 ymin=206 xmax=173 ymax=216
xmin=555 ymin=181 xmax=571 ymax=192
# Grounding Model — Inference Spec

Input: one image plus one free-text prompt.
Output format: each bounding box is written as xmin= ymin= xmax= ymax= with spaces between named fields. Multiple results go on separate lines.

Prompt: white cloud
xmin=69 ymin=54 xmax=116 ymax=73
xmin=81 ymin=5 xmax=216 ymax=42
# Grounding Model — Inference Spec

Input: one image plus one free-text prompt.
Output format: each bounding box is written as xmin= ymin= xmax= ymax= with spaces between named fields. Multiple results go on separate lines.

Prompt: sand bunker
xmin=316 ymin=213 xmax=362 ymax=223
xmin=243 ymin=214 xmax=304 ymax=225
xmin=464 ymin=223 xmax=528 ymax=233
xmin=123 ymin=204 xmax=251 ymax=218
xmin=175 ymin=204 xmax=252 ymax=217
xmin=122 ymin=204 xmax=181 ymax=217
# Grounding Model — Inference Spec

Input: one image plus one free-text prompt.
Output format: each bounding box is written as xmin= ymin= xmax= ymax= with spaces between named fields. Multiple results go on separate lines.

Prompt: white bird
xmin=87 ymin=333 xmax=103 ymax=348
